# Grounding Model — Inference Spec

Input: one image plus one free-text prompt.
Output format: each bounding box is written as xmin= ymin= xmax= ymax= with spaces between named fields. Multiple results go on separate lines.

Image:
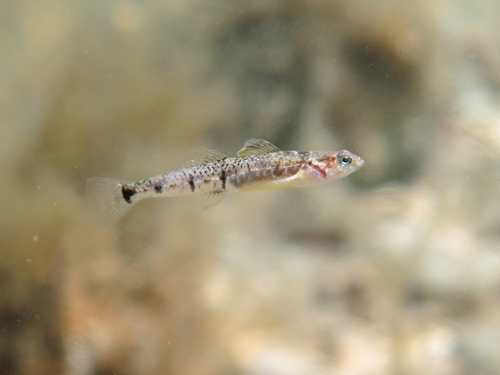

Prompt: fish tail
xmin=85 ymin=177 xmax=134 ymax=225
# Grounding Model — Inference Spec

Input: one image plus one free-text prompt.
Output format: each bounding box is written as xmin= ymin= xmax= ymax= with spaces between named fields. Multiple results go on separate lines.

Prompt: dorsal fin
xmin=236 ymin=138 xmax=281 ymax=157
xmin=186 ymin=148 xmax=227 ymax=167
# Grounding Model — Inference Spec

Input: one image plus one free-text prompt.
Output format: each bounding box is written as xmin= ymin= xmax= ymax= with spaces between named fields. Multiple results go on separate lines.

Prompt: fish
xmin=86 ymin=138 xmax=364 ymax=225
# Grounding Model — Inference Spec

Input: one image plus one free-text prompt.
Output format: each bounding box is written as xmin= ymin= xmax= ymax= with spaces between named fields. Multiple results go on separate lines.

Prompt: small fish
xmin=86 ymin=138 xmax=364 ymax=224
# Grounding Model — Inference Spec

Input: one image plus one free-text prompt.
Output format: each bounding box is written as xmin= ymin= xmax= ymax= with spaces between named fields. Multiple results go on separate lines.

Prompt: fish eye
xmin=340 ymin=155 xmax=352 ymax=165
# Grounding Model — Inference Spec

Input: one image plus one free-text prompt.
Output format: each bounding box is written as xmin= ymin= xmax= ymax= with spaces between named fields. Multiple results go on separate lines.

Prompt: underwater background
xmin=2 ymin=0 xmax=500 ymax=374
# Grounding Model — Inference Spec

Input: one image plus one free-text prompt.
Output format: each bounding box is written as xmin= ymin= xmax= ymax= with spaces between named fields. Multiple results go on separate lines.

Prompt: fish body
xmin=86 ymin=138 xmax=364 ymax=224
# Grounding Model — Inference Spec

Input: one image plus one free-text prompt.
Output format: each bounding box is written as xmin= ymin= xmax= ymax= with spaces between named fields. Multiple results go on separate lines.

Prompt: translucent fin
xmin=180 ymin=192 xmax=225 ymax=209
xmin=237 ymin=138 xmax=281 ymax=157
xmin=186 ymin=149 xmax=227 ymax=167
xmin=86 ymin=177 xmax=134 ymax=226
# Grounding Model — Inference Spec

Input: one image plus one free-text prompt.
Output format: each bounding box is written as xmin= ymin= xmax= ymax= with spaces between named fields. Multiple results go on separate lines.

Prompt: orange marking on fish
xmin=311 ymin=164 xmax=327 ymax=178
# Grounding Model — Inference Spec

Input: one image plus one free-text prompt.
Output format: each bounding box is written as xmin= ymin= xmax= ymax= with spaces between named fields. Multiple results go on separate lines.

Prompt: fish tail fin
xmin=86 ymin=177 xmax=134 ymax=226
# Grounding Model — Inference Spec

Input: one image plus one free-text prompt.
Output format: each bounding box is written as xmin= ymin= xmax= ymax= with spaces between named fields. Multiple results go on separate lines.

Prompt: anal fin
xmin=180 ymin=192 xmax=225 ymax=209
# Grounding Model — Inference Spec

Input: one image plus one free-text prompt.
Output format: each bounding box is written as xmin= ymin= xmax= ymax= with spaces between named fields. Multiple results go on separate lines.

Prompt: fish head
xmin=305 ymin=150 xmax=364 ymax=181
xmin=332 ymin=150 xmax=364 ymax=178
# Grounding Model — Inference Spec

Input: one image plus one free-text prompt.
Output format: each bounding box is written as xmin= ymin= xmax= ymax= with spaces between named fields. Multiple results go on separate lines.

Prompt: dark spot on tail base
xmin=154 ymin=184 xmax=162 ymax=193
xmin=122 ymin=186 xmax=135 ymax=204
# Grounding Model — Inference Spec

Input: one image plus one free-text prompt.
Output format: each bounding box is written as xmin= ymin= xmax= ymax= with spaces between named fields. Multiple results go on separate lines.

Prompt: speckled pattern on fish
xmin=86 ymin=138 xmax=364 ymax=225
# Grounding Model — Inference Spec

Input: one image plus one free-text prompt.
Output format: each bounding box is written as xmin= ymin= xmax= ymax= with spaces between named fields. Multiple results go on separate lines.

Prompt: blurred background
xmin=2 ymin=0 xmax=500 ymax=374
